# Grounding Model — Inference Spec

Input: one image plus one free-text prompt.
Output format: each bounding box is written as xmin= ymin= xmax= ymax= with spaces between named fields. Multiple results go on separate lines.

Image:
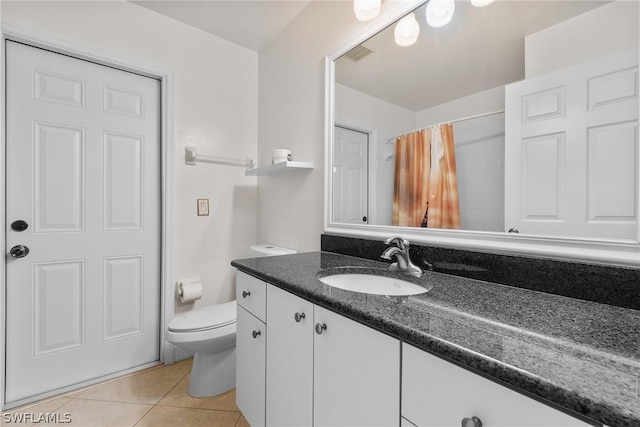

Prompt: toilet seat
xmin=168 ymin=300 xmax=236 ymax=333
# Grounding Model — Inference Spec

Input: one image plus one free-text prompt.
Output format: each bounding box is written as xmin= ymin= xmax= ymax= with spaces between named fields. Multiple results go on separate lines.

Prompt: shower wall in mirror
xmin=332 ymin=0 xmax=639 ymax=242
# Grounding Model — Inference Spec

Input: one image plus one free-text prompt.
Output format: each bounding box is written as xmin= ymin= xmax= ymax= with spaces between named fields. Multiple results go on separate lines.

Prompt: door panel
xmin=34 ymin=122 xmax=85 ymax=232
xmin=5 ymin=41 xmax=161 ymax=403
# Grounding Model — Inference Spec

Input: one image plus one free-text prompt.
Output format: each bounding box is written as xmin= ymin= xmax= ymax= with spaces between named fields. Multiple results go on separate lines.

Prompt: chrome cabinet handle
xmin=10 ymin=245 xmax=29 ymax=259
xmin=252 ymin=330 xmax=261 ymax=339
xmin=461 ymin=416 xmax=482 ymax=427
xmin=314 ymin=323 xmax=327 ymax=335
xmin=242 ymin=290 xmax=251 ymax=298
xmin=294 ymin=312 xmax=306 ymax=323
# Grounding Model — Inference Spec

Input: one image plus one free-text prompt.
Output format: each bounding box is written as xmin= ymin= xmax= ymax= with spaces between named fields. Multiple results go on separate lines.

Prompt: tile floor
xmin=1 ymin=358 xmax=249 ymax=427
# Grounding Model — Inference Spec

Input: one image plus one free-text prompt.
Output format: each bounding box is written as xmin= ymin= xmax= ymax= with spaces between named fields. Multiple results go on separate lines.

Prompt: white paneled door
xmin=5 ymin=41 xmax=161 ymax=403
xmin=505 ymin=50 xmax=639 ymax=239
xmin=333 ymin=125 xmax=368 ymax=224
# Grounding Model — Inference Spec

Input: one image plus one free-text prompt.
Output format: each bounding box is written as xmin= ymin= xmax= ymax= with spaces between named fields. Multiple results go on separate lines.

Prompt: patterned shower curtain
xmin=392 ymin=124 xmax=461 ymax=229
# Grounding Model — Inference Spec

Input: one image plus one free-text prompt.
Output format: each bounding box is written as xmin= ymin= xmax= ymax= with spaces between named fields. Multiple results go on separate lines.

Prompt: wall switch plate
xmin=197 ymin=199 xmax=209 ymax=216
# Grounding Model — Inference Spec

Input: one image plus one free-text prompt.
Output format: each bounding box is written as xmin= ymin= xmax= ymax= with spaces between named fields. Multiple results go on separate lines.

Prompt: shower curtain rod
xmin=448 ymin=109 xmax=505 ymax=124
xmin=387 ymin=109 xmax=505 ymax=143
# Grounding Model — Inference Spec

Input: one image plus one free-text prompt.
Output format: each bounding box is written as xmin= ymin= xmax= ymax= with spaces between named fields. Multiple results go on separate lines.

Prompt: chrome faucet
xmin=380 ymin=236 xmax=423 ymax=277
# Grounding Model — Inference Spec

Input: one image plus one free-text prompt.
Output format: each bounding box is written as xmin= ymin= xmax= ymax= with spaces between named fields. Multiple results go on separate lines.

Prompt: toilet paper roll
xmin=176 ymin=278 xmax=203 ymax=303
xmin=272 ymin=148 xmax=292 ymax=164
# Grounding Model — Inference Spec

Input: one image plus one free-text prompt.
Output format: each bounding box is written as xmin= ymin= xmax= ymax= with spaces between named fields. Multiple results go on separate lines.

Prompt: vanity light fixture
xmin=470 ymin=0 xmax=496 ymax=7
xmin=425 ymin=0 xmax=455 ymax=28
xmin=394 ymin=12 xmax=420 ymax=47
xmin=354 ymin=0 xmax=381 ymax=21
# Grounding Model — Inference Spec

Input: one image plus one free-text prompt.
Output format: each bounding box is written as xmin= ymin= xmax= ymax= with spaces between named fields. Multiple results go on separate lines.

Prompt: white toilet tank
xmin=250 ymin=244 xmax=297 ymax=257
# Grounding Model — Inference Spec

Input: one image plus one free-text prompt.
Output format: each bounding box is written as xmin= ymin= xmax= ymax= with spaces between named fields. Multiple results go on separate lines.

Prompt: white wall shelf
xmin=245 ymin=161 xmax=314 ymax=176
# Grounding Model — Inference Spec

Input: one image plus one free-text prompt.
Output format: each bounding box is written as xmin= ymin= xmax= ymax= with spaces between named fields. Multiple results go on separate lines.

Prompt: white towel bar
xmin=185 ymin=146 xmax=255 ymax=169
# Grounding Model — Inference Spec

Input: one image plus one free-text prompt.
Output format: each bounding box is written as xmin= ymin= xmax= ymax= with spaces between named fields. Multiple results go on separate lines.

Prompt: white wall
xmin=257 ymin=1 xmax=375 ymax=251
xmin=525 ymin=0 xmax=639 ymax=78
xmin=335 ymin=83 xmax=415 ymax=226
xmin=1 ymin=0 xmax=259 ymax=314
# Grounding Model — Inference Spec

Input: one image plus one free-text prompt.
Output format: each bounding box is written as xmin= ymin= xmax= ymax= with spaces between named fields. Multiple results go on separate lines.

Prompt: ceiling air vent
xmin=344 ymin=45 xmax=373 ymax=62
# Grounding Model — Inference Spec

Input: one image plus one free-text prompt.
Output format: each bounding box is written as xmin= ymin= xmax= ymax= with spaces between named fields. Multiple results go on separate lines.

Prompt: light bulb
xmin=426 ymin=0 xmax=455 ymax=28
xmin=471 ymin=0 xmax=496 ymax=6
xmin=353 ymin=0 xmax=381 ymax=22
xmin=394 ymin=13 xmax=420 ymax=47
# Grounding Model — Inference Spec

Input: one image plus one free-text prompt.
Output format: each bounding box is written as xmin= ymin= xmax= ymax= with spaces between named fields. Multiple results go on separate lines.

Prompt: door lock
xmin=9 ymin=245 xmax=29 ymax=259
xmin=11 ymin=220 xmax=28 ymax=232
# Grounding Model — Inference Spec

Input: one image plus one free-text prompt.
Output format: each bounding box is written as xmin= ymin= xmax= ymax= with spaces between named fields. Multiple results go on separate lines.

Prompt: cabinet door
xmin=266 ymin=285 xmax=314 ymax=426
xmin=236 ymin=306 xmax=266 ymax=427
xmin=314 ymin=305 xmax=400 ymax=426
xmin=402 ymin=344 xmax=591 ymax=427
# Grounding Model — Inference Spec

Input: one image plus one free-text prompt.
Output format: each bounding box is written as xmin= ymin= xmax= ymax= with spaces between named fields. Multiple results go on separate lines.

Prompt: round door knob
xmin=461 ymin=416 xmax=482 ymax=427
xmin=314 ymin=323 xmax=327 ymax=335
xmin=10 ymin=245 xmax=29 ymax=259
xmin=252 ymin=330 xmax=261 ymax=339
xmin=362 ymin=216 xmax=367 ymax=222
xmin=242 ymin=290 xmax=251 ymax=298
xmin=294 ymin=312 xmax=306 ymax=323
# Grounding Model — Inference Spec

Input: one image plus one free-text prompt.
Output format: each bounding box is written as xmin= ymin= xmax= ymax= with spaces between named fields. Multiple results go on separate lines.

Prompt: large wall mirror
xmin=325 ymin=0 xmax=640 ymax=266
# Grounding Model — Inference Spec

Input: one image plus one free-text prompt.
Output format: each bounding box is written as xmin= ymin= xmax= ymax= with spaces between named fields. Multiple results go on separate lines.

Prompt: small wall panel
xmin=34 ymin=261 xmax=84 ymax=355
xmin=34 ymin=122 xmax=85 ymax=232
xmin=588 ymin=67 xmax=639 ymax=110
xmin=34 ymin=69 xmax=85 ymax=108
xmin=522 ymin=133 xmax=565 ymax=219
xmin=587 ymin=121 xmax=638 ymax=221
xmin=103 ymin=132 xmax=143 ymax=230
xmin=103 ymin=86 xmax=144 ymax=119
xmin=103 ymin=256 xmax=144 ymax=340
xmin=521 ymin=87 xmax=565 ymax=123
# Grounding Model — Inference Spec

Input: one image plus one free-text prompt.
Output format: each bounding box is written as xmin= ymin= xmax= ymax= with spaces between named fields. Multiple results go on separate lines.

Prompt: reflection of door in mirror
xmin=333 ymin=125 xmax=368 ymax=224
xmin=506 ymin=50 xmax=638 ymax=240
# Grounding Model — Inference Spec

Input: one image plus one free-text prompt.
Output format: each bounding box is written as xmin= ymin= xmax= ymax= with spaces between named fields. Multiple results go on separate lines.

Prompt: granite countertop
xmin=231 ymin=251 xmax=640 ymax=427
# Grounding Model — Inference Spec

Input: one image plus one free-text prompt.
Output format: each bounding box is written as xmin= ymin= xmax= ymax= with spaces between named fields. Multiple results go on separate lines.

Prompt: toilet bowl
xmin=166 ymin=301 xmax=236 ymax=397
xmin=166 ymin=244 xmax=296 ymax=398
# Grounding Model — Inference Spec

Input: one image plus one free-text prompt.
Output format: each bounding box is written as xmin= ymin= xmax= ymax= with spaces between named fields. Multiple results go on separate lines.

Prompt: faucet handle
xmin=384 ymin=236 xmax=410 ymax=250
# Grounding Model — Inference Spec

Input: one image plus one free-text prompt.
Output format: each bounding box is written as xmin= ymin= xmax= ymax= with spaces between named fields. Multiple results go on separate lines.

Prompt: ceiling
xmin=131 ymin=0 xmax=311 ymax=52
xmin=335 ymin=1 xmax=610 ymax=112
xmin=130 ymin=0 xmax=616 ymax=112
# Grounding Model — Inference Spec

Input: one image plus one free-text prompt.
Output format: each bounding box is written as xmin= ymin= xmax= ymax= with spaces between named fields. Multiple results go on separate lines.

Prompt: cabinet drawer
xmin=402 ymin=343 xmax=590 ymax=427
xmin=236 ymin=271 xmax=266 ymax=321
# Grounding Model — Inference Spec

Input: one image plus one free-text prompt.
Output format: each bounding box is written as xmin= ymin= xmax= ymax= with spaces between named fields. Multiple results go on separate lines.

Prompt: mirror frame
xmin=324 ymin=0 xmax=640 ymax=267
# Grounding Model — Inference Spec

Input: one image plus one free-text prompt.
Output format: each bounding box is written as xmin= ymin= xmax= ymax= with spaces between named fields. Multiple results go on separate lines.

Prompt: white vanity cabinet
xmin=401 ymin=343 xmax=591 ymax=427
xmin=264 ymin=284 xmax=400 ymax=426
xmin=236 ymin=272 xmax=267 ymax=427
xmin=236 ymin=270 xmax=594 ymax=427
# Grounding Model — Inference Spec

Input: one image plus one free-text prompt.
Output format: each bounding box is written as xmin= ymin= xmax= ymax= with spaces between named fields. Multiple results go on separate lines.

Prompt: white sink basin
xmin=318 ymin=271 xmax=429 ymax=296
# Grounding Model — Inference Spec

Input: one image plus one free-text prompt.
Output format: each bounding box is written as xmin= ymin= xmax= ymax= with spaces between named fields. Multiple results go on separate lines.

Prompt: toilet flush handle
xmin=242 ymin=290 xmax=251 ymax=298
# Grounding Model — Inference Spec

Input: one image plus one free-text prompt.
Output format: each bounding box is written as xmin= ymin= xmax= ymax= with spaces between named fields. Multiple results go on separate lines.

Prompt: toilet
xmin=166 ymin=244 xmax=296 ymax=398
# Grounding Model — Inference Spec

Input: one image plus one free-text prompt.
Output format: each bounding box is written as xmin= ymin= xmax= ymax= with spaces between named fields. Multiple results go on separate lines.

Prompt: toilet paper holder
xmin=175 ymin=278 xmax=203 ymax=303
